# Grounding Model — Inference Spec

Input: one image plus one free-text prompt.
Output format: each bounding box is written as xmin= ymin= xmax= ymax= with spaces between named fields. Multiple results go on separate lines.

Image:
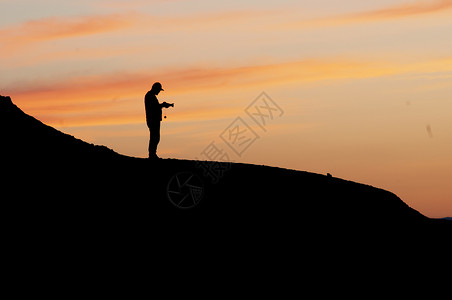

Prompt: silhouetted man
xmin=145 ymin=82 xmax=173 ymax=159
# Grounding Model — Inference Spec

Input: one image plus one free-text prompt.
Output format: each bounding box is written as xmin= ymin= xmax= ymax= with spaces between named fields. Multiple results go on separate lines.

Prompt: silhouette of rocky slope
xmin=1 ymin=95 xmax=449 ymax=241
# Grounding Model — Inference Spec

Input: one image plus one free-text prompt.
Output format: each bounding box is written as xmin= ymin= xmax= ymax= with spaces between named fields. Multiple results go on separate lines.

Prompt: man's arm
xmin=160 ymin=102 xmax=174 ymax=108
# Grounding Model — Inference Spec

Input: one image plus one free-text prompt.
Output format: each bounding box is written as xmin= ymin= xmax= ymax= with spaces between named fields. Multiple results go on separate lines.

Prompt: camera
xmin=162 ymin=102 xmax=174 ymax=108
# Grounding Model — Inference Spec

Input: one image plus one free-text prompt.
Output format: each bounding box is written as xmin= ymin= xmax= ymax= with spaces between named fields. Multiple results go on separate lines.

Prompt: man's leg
xmin=148 ymin=122 xmax=161 ymax=159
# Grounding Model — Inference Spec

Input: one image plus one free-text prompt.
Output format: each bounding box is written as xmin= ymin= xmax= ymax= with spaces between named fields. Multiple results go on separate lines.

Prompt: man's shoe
xmin=148 ymin=154 xmax=160 ymax=160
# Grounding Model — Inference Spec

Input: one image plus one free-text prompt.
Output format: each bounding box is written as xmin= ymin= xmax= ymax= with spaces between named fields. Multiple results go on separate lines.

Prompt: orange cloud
xmin=0 ymin=13 xmax=138 ymax=54
xmin=5 ymin=13 xmax=136 ymax=40
xmin=341 ymin=0 xmax=452 ymax=22
xmin=9 ymin=57 xmax=452 ymax=100
xmin=0 ymin=9 xmax=268 ymax=44
xmin=6 ymin=56 xmax=452 ymax=127
xmin=286 ymin=0 xmax=452 ymax=29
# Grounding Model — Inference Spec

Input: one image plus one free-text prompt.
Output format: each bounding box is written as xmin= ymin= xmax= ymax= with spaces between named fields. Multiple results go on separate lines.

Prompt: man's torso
xmin=145 ymin=91 xmax=162 ymax=124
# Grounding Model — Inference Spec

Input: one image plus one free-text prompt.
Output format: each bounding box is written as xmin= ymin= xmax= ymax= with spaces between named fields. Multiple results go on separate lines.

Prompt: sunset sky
xmin=1 ymin=0 xmax=451 ymax=217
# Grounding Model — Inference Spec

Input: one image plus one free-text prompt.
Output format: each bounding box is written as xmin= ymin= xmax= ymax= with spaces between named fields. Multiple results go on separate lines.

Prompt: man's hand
xmin=162 ymin=102 xmax=174 ymax=108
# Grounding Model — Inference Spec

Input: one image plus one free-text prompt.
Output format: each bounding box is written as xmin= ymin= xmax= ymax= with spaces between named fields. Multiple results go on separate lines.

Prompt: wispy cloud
xmin=0 ymin=9 xmax=270 ymax=56
xmin=286 ymin=0 xmax=452 ymax=29
xmin=93 ymin=0 xmax=182 ymax=9
xmin=340 ymin=0 xmax=452 ymax=21
xmin=2 ymin=13 xmax=136 ymax=40
xmin=0 ymin=12 xmax=138 ymax=54
xmin=6 ymin=56 xmax=452 ymax=127
xmin=9 ymin=56 xmax=452 ymax=101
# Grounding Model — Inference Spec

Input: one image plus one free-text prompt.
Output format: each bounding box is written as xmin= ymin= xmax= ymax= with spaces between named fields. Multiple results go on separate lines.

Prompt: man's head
xmin=151 ymin=82 xmax=164 ymax=95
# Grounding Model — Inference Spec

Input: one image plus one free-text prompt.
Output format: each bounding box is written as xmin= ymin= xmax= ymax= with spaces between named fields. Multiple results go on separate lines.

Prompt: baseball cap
xmin=152 ymin=82 xmax=164 ymax=91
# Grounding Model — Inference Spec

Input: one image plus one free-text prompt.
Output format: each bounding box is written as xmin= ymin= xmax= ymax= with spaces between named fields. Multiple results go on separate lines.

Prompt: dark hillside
xmin=1 ymin=95 xmax=449 ymax=243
